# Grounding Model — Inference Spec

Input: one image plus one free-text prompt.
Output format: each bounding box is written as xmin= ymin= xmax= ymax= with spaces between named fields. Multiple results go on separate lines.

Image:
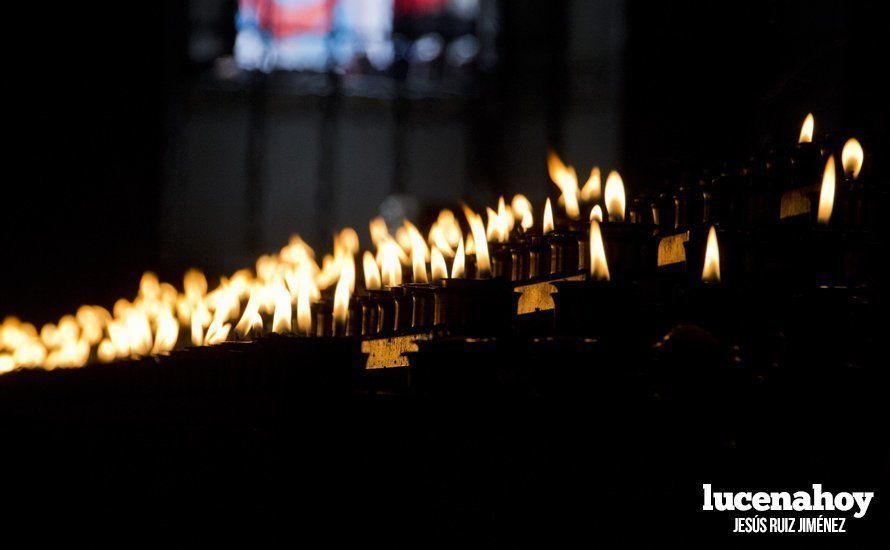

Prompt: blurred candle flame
xmin=452 ymin=237 xmax=466 ymax=278
xmin=410 ymin=227 xmax=429 ymax=283
xmin=589 ymin=220 xmax=610 ymax=281
xmin=842 ymin=138 xmax=863 ymax=179
xmin=818 ymin=155 xmax=836 ymax=225
xmin=581 ymin=167 xmax=601 ymax=202
xmin=702 ymin=226 xmax=721 ymax=283
xmin=271 ymin=284 xmax=292 ymax=334
xmin=543 ymin=198 xmax=554 ymax=234
xmin=363 ymin=251 xmax=381 ymax=290
xmin=333 ymin=258 xmax=354 ymax=331
xmin=547 ymin=150 xmax=581 ymax=219
xmin=466 ymin=209 xmax=491 ymax=278
xmin=590 ymin=204 xmax=603 ymax=222
xmin=799 ymin=113 xmax=814 ymax=144
xmin=296 ymin=266 xmax=314 ymax=335
xmin=431 ymin=248 xmax=448 ymax=282
xmin=604 ymin=170 xmax=625 ymax=222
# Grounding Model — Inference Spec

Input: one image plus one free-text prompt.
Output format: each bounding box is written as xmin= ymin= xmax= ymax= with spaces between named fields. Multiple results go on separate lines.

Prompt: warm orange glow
xmin=429 ymin=224 xmax=454 ymax=258
xmin=521 ymin=210 xmax=533 ymax=231
xmin=295 ymin=266 xmax=314 ymax=335
xmin=410 ymin=227 xmax=429 ymax=283
xmin=799 ymin=113 xmax=814 ymax=144
xmin=204 ymin=322 xmax=231 ymax=346
xmin=234 ymin=287 xmax=263 ymax=339
xmin=547 ymin=150 xmax=580 ymax=219
xmin=363 ymin=251 xmax=381 ymax=290
xmin=589 ymin=220 xmax=610 ymax=281
xmin=468 ymin=210 xmax=491 ymax=278
xmin=590 ymin=204 xmax=603 ymax=222
xmin=818 ymin=155 xmax=836 ymax=225
xmin=333 ymin=258 xmax=353 ymax=331
xmin=431 ymin=247 xmax=448 ymax=282
xmin=604 ymin=170 xmax=625 ymax=222
xmin=511 ymin=194 xmax=532 ymax=221
xmin=702 ymin=226 xmax=721 ymax=283
xmin=581 ymin=167 xmax=601 ymax=202
xmin=380 ymin=241 xmax=403 ymax=287
xmin=452 ymin=237 xmax=466 ymax=278
xmin=271 ymin=284 xmax=292 ymax=334
xmin=151 ymin=310 xmax=179 ymax=354
xmin=543 ymin=198 xmax=554 ymax=234
xmin=498 ymin=196 xmax=514 ymax=235
xmin=184 ymin=269 xmax=208 ymax=303
xmin=842 ymin=138 xmax=864 ymax=179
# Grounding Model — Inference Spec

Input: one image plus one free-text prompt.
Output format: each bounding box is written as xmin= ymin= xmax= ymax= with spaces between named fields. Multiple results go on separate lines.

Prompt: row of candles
xmin=0 ymin=113 xmax=873 ymax=373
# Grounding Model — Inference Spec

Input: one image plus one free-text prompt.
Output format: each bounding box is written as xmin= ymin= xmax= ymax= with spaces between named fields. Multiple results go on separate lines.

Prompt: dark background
xmin=3 ymin=0 xmax=887 ymax=325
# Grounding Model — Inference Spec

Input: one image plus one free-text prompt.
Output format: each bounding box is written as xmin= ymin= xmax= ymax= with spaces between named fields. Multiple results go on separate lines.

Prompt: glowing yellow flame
xmin=468 ymin=211 xmax=491 ymax=278
xmin=702 ymin=226 xmax=721 ymax=283
xmin=451 ymin=237 xmax=465 ymax=278
xmin=151 ymin=310 xmax=179 ymax=354
xmin=380 ymin=241 xmax=403 ymax=287
xmin=581 ymin=167 xmax=601 ymax=202
xmin=817 ymin=155 xmax=836 ymax=225
xmin=437 ymin=209 xmax=463 ymax=247
xmin=184 ymin=269 xmax=208 ymax=303
xmin=589 ymin=220 xmax=610 ymax=281
xmin=271 ymin=284 xmax=292 ymax=334
xmin=511 ymin=195 xmax=532 ymax=222
xmin=429 ymin=225 xmax=454 ymax=257
xmin=410 ymin=227 xmax=429 ymax=283
xmin=333 ymin=258 xmax=354 ymax=330
xmin=97 ymin=340 xmax=115 ymax=363
xmin=604 ymin=170 xmax=625 ymax=222
xmin=362 ymin=251 xmax=381 ymax=290
xmin=235 ymin=286 xmax=264 ymax=339
xmin=296 ymin=266 xmax=314 ymax=335
xmin=590 ymin=204 xmax=603 ymax=222
xmin=521 ymin=210 xmax=533 ymax=231
xmin=369 ymin=217 xmax=390 ymax=247
xmin=486 ymin=207 xmax=500 ymax=242
xmin=842 ymin=138 xmax=863 ymax=179
xmin=798 ymin=113 xmax=814 ymax=144
xmin=547 ymin=150 xmax=581 ymax=219
xmin=543 ymin=198 xmax=554 ymax=234
xmin=431 ymin=247 xmax=448 ymax=282
xmin=0 ymin=354 xmax=14 ymax=374
xmin=204 ymin=322 xmax=231 ymax=346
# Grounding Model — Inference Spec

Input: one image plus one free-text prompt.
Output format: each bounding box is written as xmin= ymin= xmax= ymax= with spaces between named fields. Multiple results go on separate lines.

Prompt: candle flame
xmin=581 ymin=167 xmax=601 ymax=202
xmin=841 ymin=138 xmax=863 ymax=179
xmin=271 ymin=284 xmax=292 ymax=334
xmin=235 ymin=286 xmax=264 ymax=339
xmin=363 ymin=251 xmax=381 ymax=290
xmin=451 ymin=237 xmax=466 ymax=278
xmin=590 ymin=204 xmax=603 ymax=222
xmin=817 ymin=155 xmax=836 ymax=225
xmin=604 ymin=170 xmax=625 ymax=222
xmin=521 ymin=210 xmax=533 ymax=231
xmin=467 ymin=210 xmax=491 ymax=278
xmin=431 ymin=247 xmax=448 ymax=282
xmin=296 ymin=266 xmax=314 ymax=335
xmin=511 ymin=194 xmax=532 ymax=224
xmin=799 ymin=113 xmax=814 ymax=144
xmin=547 ymin=150 xmax=580 ymax=219
xmin=380 ymin=241 xmax=403 ymax=287
xmin=543 ymin=198 xmax=554 ymax=234
xmin=333 ymin=258 xmax=354 ymax=330
xmin=589 ymin=220 xmax=610 ymax=281
xmin=701 ymin=226 xmax=721 ymax=283
xmin=410 ymin=227 xmax=429 ymax=283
